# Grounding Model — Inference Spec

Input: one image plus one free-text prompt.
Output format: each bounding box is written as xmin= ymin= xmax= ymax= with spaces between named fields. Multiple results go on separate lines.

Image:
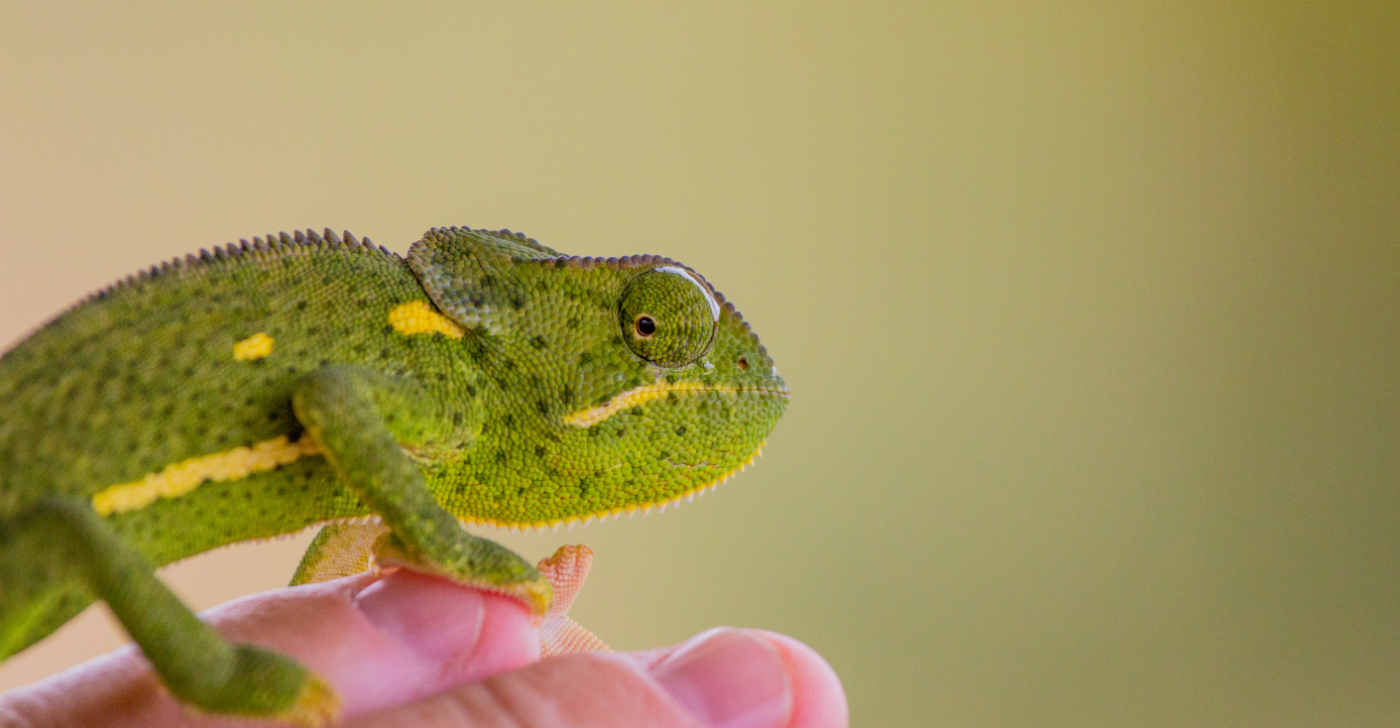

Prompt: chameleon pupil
xmin=636 ymin=316 xmax=656 ymax=337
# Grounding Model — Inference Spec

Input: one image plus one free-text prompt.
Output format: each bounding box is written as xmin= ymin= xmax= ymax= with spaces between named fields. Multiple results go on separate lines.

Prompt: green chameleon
xmin=0 ymin=226 xmax=788 ymax=725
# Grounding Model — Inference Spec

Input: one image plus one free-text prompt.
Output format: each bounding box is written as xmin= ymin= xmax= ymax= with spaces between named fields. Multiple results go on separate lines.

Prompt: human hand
xmin=0 ymin=571 xmax=848 ymax=727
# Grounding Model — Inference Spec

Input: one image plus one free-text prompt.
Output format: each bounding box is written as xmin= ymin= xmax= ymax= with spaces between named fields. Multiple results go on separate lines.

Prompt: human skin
xmin=0 ymin=572 xmax=848 ymax=728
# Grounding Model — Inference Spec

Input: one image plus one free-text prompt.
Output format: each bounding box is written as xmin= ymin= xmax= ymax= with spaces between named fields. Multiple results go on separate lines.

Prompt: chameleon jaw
xmin=459 ymin=442 xmax=766 ymax=534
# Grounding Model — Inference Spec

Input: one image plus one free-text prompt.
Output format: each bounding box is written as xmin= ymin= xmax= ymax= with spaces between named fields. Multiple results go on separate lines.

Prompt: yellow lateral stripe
xmin=388 ymin=301 xmax=464 ymax=339
xmin=92 ymin=435 xmax=321 ymax=516
xmin=562 ymin=381 xmax=745 ymax=427
xmin=232 ymin=332 xmax=274 ymax=361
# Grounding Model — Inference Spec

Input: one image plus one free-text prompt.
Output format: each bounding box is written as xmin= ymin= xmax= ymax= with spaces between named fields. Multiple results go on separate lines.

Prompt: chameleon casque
xmin=0 ymin=226 xmax=788 ymax=724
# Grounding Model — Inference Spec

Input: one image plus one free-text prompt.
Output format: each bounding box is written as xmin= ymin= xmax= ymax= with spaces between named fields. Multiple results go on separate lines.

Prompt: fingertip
xmin=753 ymin=631 xmax=849 ymax=728
xmin=461 ymin=589 xmax=542 ymax=675
xmin=352 ymin=570 xmax=540 ymax=682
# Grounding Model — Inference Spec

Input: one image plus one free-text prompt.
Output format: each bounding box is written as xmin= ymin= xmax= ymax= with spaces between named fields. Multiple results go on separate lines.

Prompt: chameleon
xmin=0 ymin=226 xmax=788 ymax=725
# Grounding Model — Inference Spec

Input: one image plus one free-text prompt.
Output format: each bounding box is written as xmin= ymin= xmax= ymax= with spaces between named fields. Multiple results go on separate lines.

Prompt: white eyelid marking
xmin=656 ymin=266 xmax=720 ymax=321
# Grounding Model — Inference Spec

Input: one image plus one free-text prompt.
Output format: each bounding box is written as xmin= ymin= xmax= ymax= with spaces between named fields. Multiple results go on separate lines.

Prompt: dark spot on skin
xmin=676 ymin=426 xmax=687 ymax=436
xmin=530 ymin=335 xmax=547 ymax=350
xmin=588 ymin=427 xmax=601 ymax=437
xmin=561 ymin=385 xmax=574 ymax=404
xmin=437 ymin=373 xmax=446 ymax=382
xmin=465 ymin=384 xmax=476 ymax=398
xmin=453 ymin=412 xmax=464 ymax=425
xmin=578 ymin=352 xmax=592 ymax=366
xmin=502 ymin=414 xmax=514 ymax=428
xmin=318 ymin=359 xmax=329 ymax=367
xmin=537 ymin=400 xmax=549 ymax=415
xmin=379 ymin=348 xmax=390 ymax=359
xmin=503 ymin=359 xmax=517 ymax=371
xmin=667 ymin=392 xmax=678 ymax=402
xmin=297 ymin=300 xmax=308 ymax=311
xmin=496 ymin=450 xmax=509 ymax=464
xmin=382 ymin=325 xmax=394 ymax=334
xmin=535 ymin=445 xmax=546 ymax=458
xmin=616 ymin=428 xmax=626 ymax=438
xmin=511 ymin=296 xmax=525 ymax=310
xmin=737 ymin=357 xmax=749 ymax=370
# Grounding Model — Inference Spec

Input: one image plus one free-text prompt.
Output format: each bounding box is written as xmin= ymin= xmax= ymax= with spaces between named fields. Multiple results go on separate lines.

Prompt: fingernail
xmin=651 ymin=628 xmax=794 ymax=728
xmin=354 ymin=570 xmax=486 ymax=661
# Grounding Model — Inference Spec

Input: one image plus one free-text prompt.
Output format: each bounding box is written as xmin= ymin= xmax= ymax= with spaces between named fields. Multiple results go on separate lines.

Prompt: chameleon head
xmin=408 ymin=228 xmax=789 ymax=527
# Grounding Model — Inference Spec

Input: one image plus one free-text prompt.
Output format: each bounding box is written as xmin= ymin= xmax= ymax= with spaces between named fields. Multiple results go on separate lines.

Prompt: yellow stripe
xmin=388 ymin=301 xmax=464 ymax=339
xmin=92 ymin=435 xmax=321 ymax=516
xmin=562 ymin=381 xmax=747 ymax=427
xmin=233 ymin=332 xmax=274 ymax=361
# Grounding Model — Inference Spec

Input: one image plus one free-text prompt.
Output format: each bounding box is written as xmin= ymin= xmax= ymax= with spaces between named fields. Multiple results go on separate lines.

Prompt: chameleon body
xmin=0 ymin=227 xmax=787 ymax=724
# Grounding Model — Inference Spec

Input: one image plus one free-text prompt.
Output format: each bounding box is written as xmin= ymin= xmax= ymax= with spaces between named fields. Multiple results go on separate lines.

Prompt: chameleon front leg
xmin=291 ymin=365 xmax=551 ymax=615
xmin=0 ymin=496 xmax=337 ymax=726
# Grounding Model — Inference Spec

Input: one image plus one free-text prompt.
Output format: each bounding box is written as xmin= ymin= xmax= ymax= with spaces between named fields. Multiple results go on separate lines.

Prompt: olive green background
xmin=2 ymin=3 xmax=1397 ymax=726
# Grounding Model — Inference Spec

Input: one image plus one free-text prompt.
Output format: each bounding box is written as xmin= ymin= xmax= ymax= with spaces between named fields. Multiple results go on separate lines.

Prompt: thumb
xmin=347 ymin=627 xmax=849 ymax=728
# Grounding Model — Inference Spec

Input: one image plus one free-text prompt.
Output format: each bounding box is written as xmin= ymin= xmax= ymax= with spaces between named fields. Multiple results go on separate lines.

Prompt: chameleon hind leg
xmin=0 ymin=496 xmax=338 ymax=727
xmin=292 ymin=365 xmax=551 ymax=615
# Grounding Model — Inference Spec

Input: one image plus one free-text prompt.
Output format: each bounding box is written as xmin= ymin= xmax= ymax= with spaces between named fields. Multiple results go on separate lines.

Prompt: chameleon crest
xmin=0 ymin=226 xmax=788 ymax=725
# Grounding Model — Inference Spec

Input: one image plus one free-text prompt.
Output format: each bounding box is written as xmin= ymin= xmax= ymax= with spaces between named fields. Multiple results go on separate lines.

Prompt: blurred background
xmin=2 ymin=3 xmax=1397 ymax=726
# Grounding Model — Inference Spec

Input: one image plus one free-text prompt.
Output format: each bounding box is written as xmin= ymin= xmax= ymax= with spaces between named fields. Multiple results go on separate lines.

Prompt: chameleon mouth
xmin=561 ymin=381 xmax=789 ymax=428
xmin=459 ymin=442 xmax=767 ymax=533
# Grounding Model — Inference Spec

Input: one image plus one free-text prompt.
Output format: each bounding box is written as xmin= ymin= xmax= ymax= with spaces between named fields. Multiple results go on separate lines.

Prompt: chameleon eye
xmin=619 ymin=267 xmax=718 ymax=367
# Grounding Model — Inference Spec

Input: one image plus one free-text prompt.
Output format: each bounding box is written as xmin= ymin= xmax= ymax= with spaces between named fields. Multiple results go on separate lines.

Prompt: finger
xmin=346 ymin=627 xmax=848 ymax=728
xmin=0 ymin=570 xmax=542 ymax=726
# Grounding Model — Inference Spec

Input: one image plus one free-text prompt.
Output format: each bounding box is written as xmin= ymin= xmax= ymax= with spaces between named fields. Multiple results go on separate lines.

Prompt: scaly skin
xmin=0 ymin=226 xmax=787 ymax=725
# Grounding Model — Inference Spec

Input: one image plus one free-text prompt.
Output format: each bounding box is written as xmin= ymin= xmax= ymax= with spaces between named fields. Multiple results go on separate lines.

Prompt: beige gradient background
xmin=2 ymin=3 xmax=1398 ymax=726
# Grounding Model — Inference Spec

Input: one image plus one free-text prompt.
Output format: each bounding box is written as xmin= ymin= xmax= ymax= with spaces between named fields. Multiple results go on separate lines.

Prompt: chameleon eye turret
xmin=618 ymin=266 xmax=719 ymax=368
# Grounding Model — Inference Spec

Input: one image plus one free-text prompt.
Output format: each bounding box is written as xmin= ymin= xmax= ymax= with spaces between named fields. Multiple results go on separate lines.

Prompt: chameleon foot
xmin=371 ymin=531 xmax=553 ymax=618
xmin=274 ymin=670 xmax=341 ymax=728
